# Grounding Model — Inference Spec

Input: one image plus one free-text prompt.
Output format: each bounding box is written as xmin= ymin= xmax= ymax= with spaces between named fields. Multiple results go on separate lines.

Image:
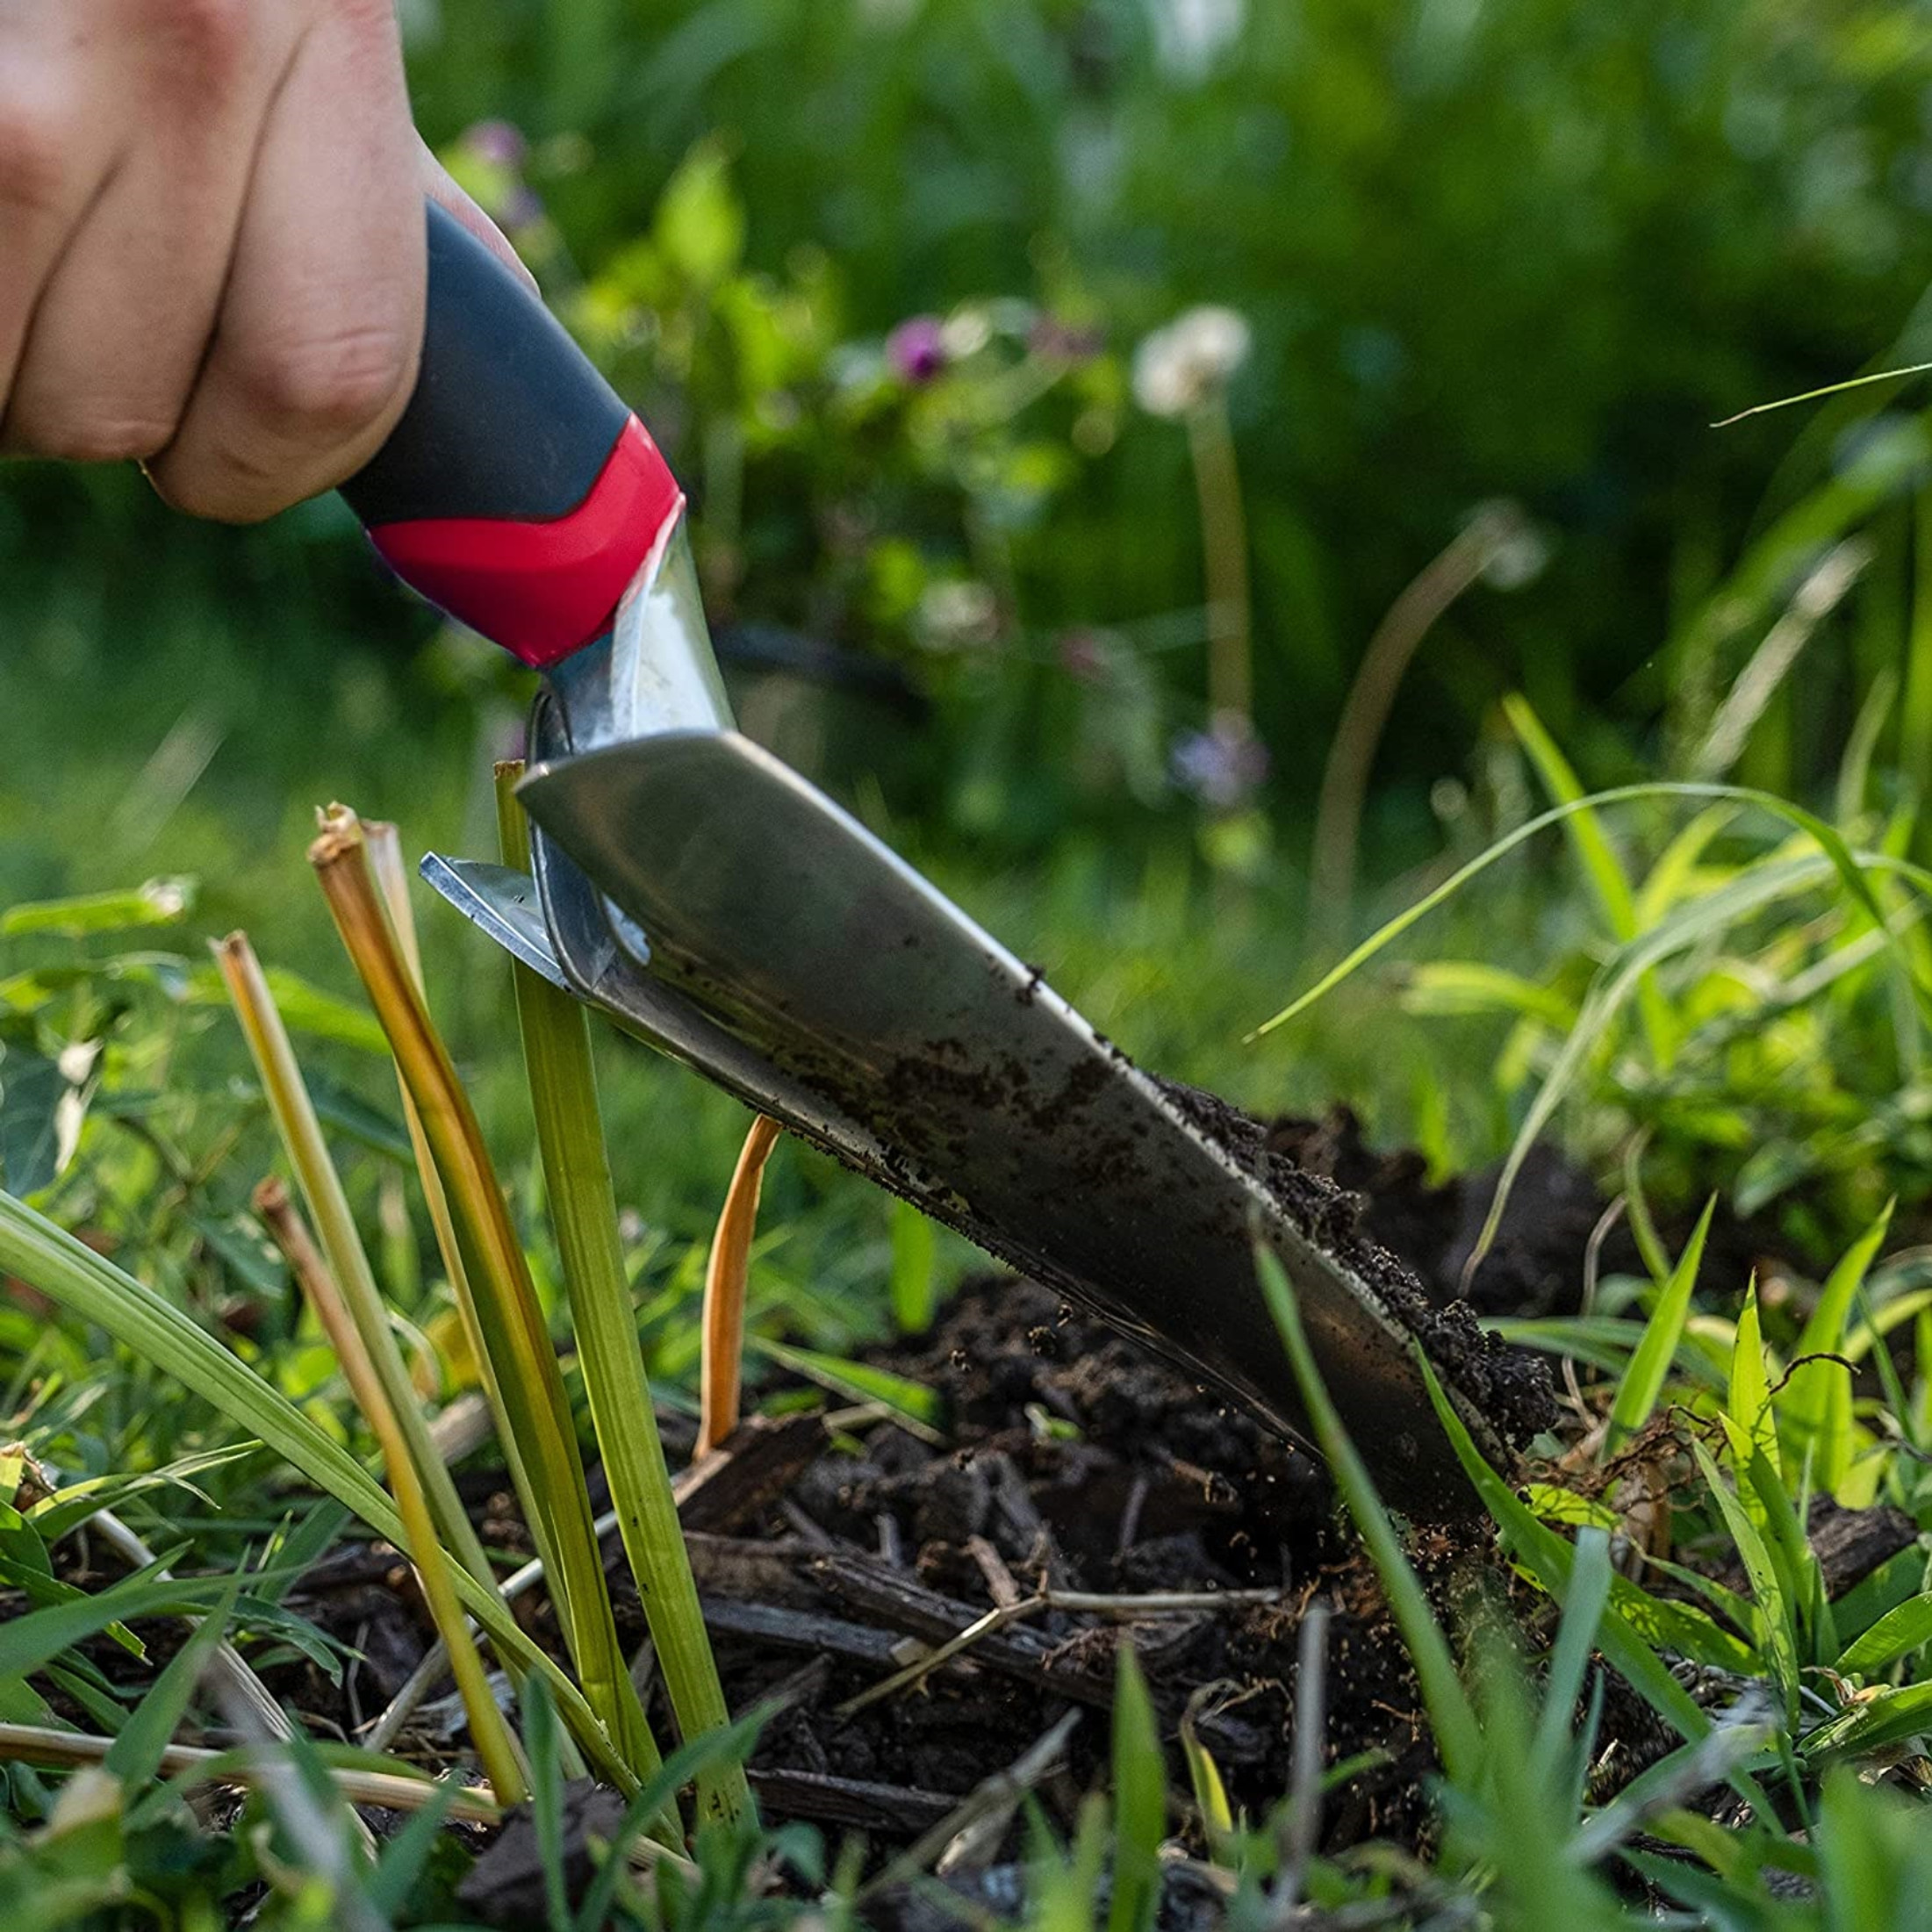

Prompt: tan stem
xmin=699 ymin=1116 xmax=783 ymax=1456
xmin=1309 ymin=514 xmax=1514 ymax=944
xmin=255 ymin=1177 xmax=527 ymax=1804
xmin=1187 ymin=396 xmax=1253 ymax=729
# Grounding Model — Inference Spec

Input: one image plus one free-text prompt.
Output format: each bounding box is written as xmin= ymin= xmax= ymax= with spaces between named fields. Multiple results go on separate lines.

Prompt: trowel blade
xmin=515 ymin=728 xmax=1501 ymax=1514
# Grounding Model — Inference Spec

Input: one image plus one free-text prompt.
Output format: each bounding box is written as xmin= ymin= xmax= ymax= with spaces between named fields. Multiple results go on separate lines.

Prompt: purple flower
xmin=887 ymin=316 xmax=948 ymax=384
xmin=464 ymin=119 xmax=528 ymax=169
xmin=1170 ymin=714 xmax=1269 ymax=809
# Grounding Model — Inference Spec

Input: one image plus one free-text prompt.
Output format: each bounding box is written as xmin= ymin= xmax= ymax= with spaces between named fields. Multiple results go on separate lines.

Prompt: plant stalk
xmin=494 ymin=765 xmax=752 ymax=1828
xmin=309 ymin=807 xmax=671 ymax=1826
xmin=700 ymin=1115 xmax=783 ymax=1458
xmin=213 ymin=932 xmax=494 ymax=1592
xmin=255 ymin=1177 xmax=528 ymax=1804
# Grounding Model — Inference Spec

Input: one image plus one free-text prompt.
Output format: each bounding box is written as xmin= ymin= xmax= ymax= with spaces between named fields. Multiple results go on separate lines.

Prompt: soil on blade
xmin=1153 ymin=1080 xmax=1557 ymax=1446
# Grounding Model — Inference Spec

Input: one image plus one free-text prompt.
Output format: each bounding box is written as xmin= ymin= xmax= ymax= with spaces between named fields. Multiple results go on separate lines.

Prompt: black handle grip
xmin=340 ymin=203 xmax=685 ymax=671
xmin=341 ymin=202 xmax=630 ymax=528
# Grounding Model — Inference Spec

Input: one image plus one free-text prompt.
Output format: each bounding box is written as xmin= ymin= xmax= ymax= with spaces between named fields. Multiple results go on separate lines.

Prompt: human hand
xmin=0 ymin=0 xmax=528 ymax=521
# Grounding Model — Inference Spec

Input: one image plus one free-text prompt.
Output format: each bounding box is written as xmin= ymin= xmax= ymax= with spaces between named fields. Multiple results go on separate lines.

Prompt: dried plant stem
xmin=0 ymin=1721 xmax=693 ymax=1878
xmin=309 ymin=808 xmax=666 ymax=1820
xmin=1309 ymin=509 xmax=1519 ymax=945
xmin=700 ymin=1115 xmax=783 ymax=1457
xmin=362 ymin=822 xmax=498 ymax=1404
xmin=214 ymin=933 xmax=492 ymax=1591
xmin=837 ymin=1584 xmax=1283 ymax=1719
xmin=1187 ymin=395 xmax=1253 ymax=730
xmin=495 ymin=765 xmax=752 ymax=1828
xmin=255 ymin=1176 xmax=527 ymax=1804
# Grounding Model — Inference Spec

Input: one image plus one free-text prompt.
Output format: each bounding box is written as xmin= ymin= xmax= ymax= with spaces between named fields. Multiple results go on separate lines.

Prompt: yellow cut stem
xmin=699 ymin=1116 xmax=783 ymax=1457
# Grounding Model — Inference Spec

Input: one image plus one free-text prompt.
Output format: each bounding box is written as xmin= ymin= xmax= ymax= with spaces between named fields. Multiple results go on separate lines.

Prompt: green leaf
xmin=0 ymin=1187 xmax=630 ymax=1790
xmin=1784 ymin=1205 xmax=1894 ymax=1495
xmin=1 ymin=880 xmax=195 ymax=938
xmin=1727 ymin=1283 xmax=1780 ymax=1494
xmin=1691 ymin=1439 xmax=1799 ymax=1723
xmin=522 ymin=1676 xmax=571 ymax=1932
xmin=105 ymin=1582 xmax=240 ymax=1788
xmin=0 ymin=1571 xmax=224 ymax=1684
xmin=1803 ymin=1680 xmax=1932 ymax=1762
xmin=1834 ymin=1592 xmax=1932 ymax=1678
xmin=889 ymin=1200 xmax=939 ymax=1334
xmin=756 ymin=1338 xmax=946 ymax=1443
xmin=1607 ymin=1197 xmax=1714 ymax=1452
xmin=1399 ymin=960 xmax=1577 ymax=1029
xmin=0 ymin=1045 xmax=69 ymax=1198
xmin=1255 ymin=1246 xmax=1484 ymax=1780
xmin=1108 ymin=1648 xmax=1163 ymax=1932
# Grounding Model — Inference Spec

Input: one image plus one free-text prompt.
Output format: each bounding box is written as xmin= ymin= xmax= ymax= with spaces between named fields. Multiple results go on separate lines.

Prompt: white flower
xmin=1131 ymin=305 xmax=1253 ymax=417
xmin=1149 ymin=0 xmax=1247 ymax=78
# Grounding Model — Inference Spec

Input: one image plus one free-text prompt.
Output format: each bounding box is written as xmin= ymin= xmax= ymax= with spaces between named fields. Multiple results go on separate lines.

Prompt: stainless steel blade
xmin=514 ymin=726 xmax=1505 ymax=1512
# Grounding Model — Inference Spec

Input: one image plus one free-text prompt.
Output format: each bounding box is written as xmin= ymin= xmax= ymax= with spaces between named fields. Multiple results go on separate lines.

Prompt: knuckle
xmin=0 ymin=91 xmax=77 ymax=220
xmin=230 ymin=318 xmax=416 ymax=443
xmin=142 ymin=0 xmax=255 ymax=78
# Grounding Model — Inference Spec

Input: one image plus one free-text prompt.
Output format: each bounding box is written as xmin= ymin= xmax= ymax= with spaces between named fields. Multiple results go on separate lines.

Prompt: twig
xmin=0 ymin=1721 xmax=697 ymax=1878
xmin=700 ymin=1116 xmax=783 ymax=1456
xmin=1275 ymin=1601 xmax=1331 ymax=1912
xmin=836 ymin=1584 xmax=1283 ymax=1719
xmin=860 ymin=1709 xmax=1084 ymax=1900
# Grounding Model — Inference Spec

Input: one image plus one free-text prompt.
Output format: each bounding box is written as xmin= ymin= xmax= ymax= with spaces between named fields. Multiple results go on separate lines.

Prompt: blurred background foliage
xmin=5 ymin=0 xmax=1932 ymax=1276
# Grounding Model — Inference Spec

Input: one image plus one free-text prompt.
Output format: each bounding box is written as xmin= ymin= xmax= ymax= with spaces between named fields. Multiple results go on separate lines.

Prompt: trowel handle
xmin=340 ymin=201 xmax=684 ymax=672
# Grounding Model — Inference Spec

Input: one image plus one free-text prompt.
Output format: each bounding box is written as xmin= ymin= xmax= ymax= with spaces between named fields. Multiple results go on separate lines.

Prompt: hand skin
xmin=0 ymin=0 xmax=531 ymax=522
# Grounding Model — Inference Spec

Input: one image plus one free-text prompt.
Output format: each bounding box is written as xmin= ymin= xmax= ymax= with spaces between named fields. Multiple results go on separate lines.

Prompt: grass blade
xmin=1107 ymin=1647 xmax=1163 ymax=1932
xmin=1606 ymin=1197 xmax=1715 ymax=1454
xmin=496 ymin=767 xmax=751 ymax=1828
xmin=1254 ymin=1243 xmax=1483 ymax=1782
xmin=0 ymin=1189 xmax=629 ymax=1787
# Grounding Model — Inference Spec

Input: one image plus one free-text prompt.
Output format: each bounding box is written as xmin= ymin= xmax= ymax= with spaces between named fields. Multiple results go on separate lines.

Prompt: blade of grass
xmin=1606 ymin=1198 xmax=1715 ymax=1454
xmin=1247 ymin=779 xmax=1932 ymax=1043
xmin=1253 ymin=1243 xmax=1483 ymax=1783
xmin=1107 ymin=1646 xmax=1163 ymax=1932
xmin=1505 ymin=693 xmax=1676 ymax=1069
xmin=255 ymin=1177 xmax=527 ymax=1802
xmin=0 ymin=1188 xmax=629 ymax=1785
xmin=496 ymin=767 xmax=751 ymax=1829
xmin=309 ymin=808 xmax=666 ymax=1811
xmin=889 ymin=1200 xmax=940 ymax=1335
xmin=1691 ymin=1439 xmax=1799 ymax=1725
xmin=1728 ymin=1282 xmax=1781 ymax=1490
xmin=1784 ymin=1205 xmax=1895 ymax=1496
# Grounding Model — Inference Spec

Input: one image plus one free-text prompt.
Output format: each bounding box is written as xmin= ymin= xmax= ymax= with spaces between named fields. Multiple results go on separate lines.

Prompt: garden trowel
xmin=342 ymin=205 xmax=1516 ymax=1515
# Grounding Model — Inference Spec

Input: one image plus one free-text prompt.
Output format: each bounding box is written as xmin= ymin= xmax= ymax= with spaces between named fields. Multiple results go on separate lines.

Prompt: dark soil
xmin=1155 ymin=1082 xmax=1556 ymax=1445
xmin=20 ymin=1102 xmax=1885 ymax=1926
